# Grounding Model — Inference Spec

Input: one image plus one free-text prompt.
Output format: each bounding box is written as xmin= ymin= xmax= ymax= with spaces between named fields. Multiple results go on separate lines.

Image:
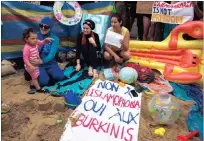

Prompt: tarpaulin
xmin=1 ymin=1 xmax=113 ymax=59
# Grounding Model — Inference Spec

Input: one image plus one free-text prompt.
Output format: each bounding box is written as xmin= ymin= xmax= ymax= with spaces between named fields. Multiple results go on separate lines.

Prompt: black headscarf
xmin=83 ymin=19 xmax=95 ymax=30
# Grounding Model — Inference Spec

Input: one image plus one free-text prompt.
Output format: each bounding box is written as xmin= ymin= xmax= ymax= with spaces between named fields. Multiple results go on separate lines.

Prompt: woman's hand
xmin=30 ymin=58 xmax=43 ymax=65
xmin=76 ymin=64 xmax=81 ymax=71
xmin=114 ymin=55 xmax=123 ymax=64
xmin=120 ymin=39 xmax=124 ymax=50
xmin=88 ymin=37 xmax=97 ymax=47
xmin=120 ymin=39 xmax=124 ymax=45
xmin=44 ymin=37 xmax=54 ymax=42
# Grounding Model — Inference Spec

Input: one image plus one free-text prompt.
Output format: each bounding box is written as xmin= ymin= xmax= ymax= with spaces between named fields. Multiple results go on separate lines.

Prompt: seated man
xmin=104 ymin=13 xmax=131 ymax=67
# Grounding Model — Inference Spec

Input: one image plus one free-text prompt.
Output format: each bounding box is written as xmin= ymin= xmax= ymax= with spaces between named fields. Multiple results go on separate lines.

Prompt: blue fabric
xmin=170 ymin=82 xmax=203 ymax=140
xmin=37 ymin=30 xmax=65 ymax=86
xmin=163 ymin=23 xmax=177 ymax=39
xmin=170 ymin=82 xmax=193 ymax=101
xmin=40 ymin=17 xmax=54 ymax=29
xmin=37 ymin=32 xmax=59 ymax=65
xmin=44 ymin=66 xmax=93 ymax=96
xmin=38 ymin=63 xmax=65 ymax=87
xmin=186 ymin=105 xmax=203 ymax=141
xmin=170 ymin=82 xmax=203 ymax=114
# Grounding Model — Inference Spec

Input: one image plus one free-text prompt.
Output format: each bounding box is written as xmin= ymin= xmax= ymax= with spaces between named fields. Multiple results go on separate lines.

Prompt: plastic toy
xmin=57 ymin=120 xmax=63 ymax=124
xmin=148 ymin=94 xmax=180 ymax=124
xmin=176 ymin=130 xmax=199 ymax=141
xmin=129 ymin=21 xmax=203 ymax=84
xmin=154 ymin=128 xmax=166 ymax=136
xmin=53 ymin=2 xmax=82 ymax=26
xmin=119 ymin=82 xmax=126 ymax=87
xmin=64 ymin=91 xmax=82 ymax=110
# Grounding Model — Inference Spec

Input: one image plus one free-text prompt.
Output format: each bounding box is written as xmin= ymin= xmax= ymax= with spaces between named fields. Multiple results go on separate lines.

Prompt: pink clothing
xmin=23 ymin=40 xmax=45 ymax=79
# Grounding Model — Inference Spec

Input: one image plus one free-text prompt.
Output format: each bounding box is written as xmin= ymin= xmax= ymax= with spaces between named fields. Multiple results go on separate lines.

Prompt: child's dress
xmin=23 ymin=40 xmax=45 ymax=79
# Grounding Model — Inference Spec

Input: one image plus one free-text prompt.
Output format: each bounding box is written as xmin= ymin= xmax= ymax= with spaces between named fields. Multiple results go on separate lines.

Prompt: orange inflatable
xmin=129 ymin=21 xmax=203 ymax=84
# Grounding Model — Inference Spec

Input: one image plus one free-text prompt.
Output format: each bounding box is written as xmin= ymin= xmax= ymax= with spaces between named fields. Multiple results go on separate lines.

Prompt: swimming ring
xmin=53 ymin=1 xmax=82 ymax=26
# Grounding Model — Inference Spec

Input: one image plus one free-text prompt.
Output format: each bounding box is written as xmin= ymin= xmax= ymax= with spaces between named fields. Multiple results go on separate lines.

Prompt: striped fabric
xmin=1 ymin=1 xmax=114 ymax=59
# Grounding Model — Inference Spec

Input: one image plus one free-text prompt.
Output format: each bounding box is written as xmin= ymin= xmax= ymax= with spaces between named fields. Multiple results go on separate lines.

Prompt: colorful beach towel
xmin=44 ymin=66 xmax=93 ymax=96
xmin=170 ymin=82 xmax=203 ymax=140
xmin=139 ymin=75 xmax=173 ymax=94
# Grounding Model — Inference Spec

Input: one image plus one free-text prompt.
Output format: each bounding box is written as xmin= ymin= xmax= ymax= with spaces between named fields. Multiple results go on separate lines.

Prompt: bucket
xmin=64 ymin=91 xmax=82 ymax=110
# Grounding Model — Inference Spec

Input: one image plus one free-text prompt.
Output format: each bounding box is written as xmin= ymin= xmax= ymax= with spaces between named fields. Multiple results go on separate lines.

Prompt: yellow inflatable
xmin=129 ymin=21 xmax=203 ymax=84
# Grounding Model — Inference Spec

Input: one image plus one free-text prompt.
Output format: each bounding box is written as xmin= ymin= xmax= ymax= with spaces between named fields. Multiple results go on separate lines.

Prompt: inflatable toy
xmin=119 ymin=67 xmax=138 ymax=84
xmin=148 ymin=94 xmax=181 ymax=124
xmin=129 ymin=21 xmax=203 ymax=84
xmin=53 ymin=2 xmax=82 ymax=26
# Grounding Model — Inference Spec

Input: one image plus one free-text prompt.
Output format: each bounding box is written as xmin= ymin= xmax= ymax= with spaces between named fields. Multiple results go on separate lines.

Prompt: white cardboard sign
xmin=60 ymin=80 xmax=142 ymax=141
xmin=105 ymin=30 xmax=124 ymax=48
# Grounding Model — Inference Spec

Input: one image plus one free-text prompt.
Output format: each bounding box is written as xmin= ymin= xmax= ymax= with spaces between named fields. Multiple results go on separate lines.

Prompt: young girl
xmin=22 ymin=28 xmax=53 ymax=93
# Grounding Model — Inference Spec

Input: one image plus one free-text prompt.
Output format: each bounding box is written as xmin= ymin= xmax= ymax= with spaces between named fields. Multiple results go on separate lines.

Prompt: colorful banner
xmin=60 ymin=80 xmax=142 ymax=141
xmin=151 ymin=1 xmax=194 ymax=24
xmin=1 ymin=1 xmax=113 ymax=60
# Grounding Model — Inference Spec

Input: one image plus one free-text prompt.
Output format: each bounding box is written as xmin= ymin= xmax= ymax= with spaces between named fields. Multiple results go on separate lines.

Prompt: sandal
xmin=93 ymin=69 xmax=99 ymax=78
xmin=88 ymin=67 xmax=93 ymax=77
xmin=27 ymin=85 xmax=36 ymax=94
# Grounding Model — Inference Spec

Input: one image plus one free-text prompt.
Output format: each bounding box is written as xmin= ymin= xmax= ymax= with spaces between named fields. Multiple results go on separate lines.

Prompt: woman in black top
xmin=75 ymin=19 xmax=101 ymax=78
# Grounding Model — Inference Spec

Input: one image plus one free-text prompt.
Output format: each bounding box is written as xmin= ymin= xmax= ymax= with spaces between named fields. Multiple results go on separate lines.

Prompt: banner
xmin=1 ymin=1 xmax=113 ymax=60
xmin=136 ymin=2 xmax=153 ymax=14
xmin=151 ymin=1 xmax=194 ymax=24
xmin=60 ymin=80 xmax=142 ymax=141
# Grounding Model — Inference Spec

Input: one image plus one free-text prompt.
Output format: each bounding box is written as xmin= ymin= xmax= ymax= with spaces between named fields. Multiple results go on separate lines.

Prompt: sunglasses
xmin=39 ymin=24 xmax=50 ymax=30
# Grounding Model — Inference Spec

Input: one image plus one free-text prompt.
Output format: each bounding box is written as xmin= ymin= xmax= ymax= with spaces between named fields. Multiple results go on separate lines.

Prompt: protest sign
xmin=60 ymin=80 xmax=142 ymax=141
xmin=105 ymin=30 xmax=124 ymax=48
xmin=151 ymin=1 xmax=194 ymax=24
xmin=136 ymin=2 xmax=153 ymax=14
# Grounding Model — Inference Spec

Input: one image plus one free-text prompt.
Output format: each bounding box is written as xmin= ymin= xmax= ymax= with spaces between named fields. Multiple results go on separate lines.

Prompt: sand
xmin=1 ymin=70 xmax=200 ymax=141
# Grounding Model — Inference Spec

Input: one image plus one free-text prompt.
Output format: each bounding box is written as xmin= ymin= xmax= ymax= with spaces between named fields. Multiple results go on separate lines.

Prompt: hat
xmin=40 ymin=17 xmax=54 ymax=29
xmin=83 ymin=19 xmax=95 ymax=30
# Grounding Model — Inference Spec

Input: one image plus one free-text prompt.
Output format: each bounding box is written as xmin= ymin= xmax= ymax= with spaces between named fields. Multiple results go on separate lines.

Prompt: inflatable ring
xmin=53 ymin=1 xmax=82 ymax=26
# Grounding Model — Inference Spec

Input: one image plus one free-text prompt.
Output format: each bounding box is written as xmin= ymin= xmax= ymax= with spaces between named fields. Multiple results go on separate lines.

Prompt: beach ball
xmin=119 ymin=67 xmax=138 ymax=84
xmin=148 ymin=94 xmax=181 ymax=124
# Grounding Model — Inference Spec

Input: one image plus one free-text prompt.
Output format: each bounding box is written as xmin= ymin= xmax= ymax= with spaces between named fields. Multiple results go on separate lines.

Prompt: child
xmin=22 ymin=28 xmax=53 ymax=93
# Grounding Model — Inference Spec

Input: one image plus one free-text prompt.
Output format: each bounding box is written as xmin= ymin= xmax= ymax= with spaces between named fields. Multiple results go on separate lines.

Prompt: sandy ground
xmin=1 ymin=70 xmax=200 ymax=141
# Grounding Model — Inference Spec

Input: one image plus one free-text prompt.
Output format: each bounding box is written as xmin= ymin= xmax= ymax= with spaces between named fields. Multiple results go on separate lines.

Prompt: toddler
xmin=22 ymin=28 xmax=53 ymax=93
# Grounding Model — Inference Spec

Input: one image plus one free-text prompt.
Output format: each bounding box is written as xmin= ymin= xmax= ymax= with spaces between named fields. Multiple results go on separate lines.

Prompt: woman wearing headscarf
xmin=29 ymin=17 xmax=66 ymax=88
xmin=75 ymin=19 xmax=101 ymax=78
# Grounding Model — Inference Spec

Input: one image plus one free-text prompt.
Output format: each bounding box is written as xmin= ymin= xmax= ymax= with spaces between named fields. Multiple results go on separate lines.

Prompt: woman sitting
xmin=28 ymin=17 xmax=66 ymax=87
xmin=104 ymin=13 xmax=131 ymax=66
xmin=75 ymin=19 xmax=101 ymax=78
